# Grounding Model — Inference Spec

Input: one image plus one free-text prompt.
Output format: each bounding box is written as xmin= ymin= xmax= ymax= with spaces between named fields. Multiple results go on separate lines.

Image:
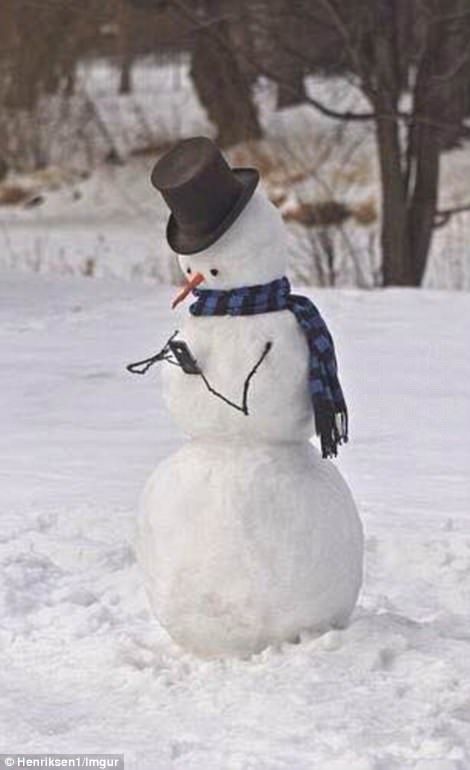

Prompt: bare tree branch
xmin=429 ymin=8 xmax=470 ymax=24
xmin=316 ymin=0 xmax=375 ymax=98
xmin=431 ymin=39 xmax=470 ymax=82
xmin=168 ymin=0 xmax=470 ymax=134
xmin=434 ymin=203 xmax=470 ymax=228
xmin=167 ymin=0 xmax=378 ymax=120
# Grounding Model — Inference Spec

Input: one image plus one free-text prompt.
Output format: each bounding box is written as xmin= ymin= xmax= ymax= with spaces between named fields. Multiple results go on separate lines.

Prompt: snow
xmin=1 ymin=268 xmax=470 ymax=767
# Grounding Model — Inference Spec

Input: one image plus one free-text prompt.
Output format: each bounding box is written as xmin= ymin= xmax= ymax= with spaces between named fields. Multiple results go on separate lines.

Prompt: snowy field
xmin=1 ymin=269 xmax=469 ymax=769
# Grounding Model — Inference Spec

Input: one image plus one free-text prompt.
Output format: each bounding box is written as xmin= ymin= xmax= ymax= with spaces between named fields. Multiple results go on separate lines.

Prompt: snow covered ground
xmin=1 ymin=269 xmax=469 ymax=769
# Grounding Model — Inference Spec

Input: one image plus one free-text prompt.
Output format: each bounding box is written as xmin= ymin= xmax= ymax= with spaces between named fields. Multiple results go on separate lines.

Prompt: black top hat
xmin=150 ymin=137 xmax=259 ymax=255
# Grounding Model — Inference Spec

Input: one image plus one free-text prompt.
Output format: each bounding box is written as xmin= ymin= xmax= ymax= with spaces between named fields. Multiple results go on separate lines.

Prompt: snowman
xmin=132 ymin=137 xmax=363 ymax=658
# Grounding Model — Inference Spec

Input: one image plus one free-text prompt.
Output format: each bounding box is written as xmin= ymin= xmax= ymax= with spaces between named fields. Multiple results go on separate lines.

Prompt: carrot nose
xmin=172 ymin=272 xmax=205 ymax=309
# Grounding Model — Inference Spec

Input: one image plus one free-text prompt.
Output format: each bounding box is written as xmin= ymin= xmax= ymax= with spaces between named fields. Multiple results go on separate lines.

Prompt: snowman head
xmin=175 ymin=190 xmax=288 ymax=295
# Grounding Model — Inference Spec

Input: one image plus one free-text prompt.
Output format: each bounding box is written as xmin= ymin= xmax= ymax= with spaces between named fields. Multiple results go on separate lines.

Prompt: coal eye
xmin=210 ymin=268 xmax=219 ymax=276
xmin=186 ymin=267 xmax=192 ymax=274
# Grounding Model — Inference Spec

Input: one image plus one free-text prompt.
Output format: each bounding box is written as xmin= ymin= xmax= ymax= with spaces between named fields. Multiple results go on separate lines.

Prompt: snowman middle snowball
xmin=163 ymin=191 xmax=316 ymax=442
xmin=136 ymin=139 xmax=363 ymax=657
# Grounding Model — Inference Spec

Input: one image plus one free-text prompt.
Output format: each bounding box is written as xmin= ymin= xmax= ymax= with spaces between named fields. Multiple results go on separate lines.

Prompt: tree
xmin=181 ymin=0 xmax=263 ymax=147
xmin=190 ymin=7 xmax=262 ymax=146
xmin=256 ymin=0 xmax=470 ymax=286
xmin=123 ymin=0 xmax=262 ymax=145
xmin=165 ymin=0 xmax=470 ymax=286
xmin=355 ymin=0 xmax=470 ymax=285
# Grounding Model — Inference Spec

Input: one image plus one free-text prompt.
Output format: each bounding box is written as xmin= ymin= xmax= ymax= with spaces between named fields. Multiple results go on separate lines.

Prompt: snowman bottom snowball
xmin=130 ymin=137 xmax=364 ymax=657
xmin=137 ymin=442 xmax=363 ymax=658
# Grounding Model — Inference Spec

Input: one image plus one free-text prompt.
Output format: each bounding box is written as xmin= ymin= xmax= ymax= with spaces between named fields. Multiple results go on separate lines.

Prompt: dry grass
xmin=228 ymin=140 xmax=282 ymax=179
xmin=282 ymin=199 xmax=351 ymax=227
xmin=267 ymin=187 xmax=288 ymax=207
xmin=0 ymin=165 xmax=87 ymax=207
xmin=0 ymin=184 xmax=31 ymax=205
xmin=29 ymin=166 xmax=87 ymax=190
xmin=351 ymin=197 xmax=378 ymax=225
xmin=332 ymin=157 xmax=373 ymax=187
xmin=130 ymin=140 xmax=176 ymax=159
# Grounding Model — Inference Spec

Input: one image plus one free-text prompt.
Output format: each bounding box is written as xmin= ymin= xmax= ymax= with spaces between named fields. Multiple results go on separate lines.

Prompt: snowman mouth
xmin=172 ymin=272 xmax=205 ymax=309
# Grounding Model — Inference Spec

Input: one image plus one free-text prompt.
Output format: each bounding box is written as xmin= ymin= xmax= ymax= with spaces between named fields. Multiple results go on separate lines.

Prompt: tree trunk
xmin=65 ymin=67 xmax=76 ymax=98
xmin=190 ymin=15 xmax=262 ymax=147
xmin=119 ymin=54 xmax=134 ymax=94
xmin=406 ymin=125 xmax=440 ymax=286
xmin=402 ymin=2 xmax=469 ymax=286
xmin=272 ymin=2 xmax=307 ymax=109
xmin=5 ymin=46 xmax=38 ymax=110
xmin=375 ymin=115 xmax=413 ymax=286
xmin=371 ymin=1 xmax=419 ymax=286
xmin=118 ymin=0 xmax=134 ymax=95
xmin=277 ymin=67 xmax=306 ymax=109
xmin=0 ymin=156 xmax=8 ymax=182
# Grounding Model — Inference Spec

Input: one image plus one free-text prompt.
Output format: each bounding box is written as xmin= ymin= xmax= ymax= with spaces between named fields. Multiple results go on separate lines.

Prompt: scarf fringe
xmin=314 ymin=405 xmax=348 ymax=459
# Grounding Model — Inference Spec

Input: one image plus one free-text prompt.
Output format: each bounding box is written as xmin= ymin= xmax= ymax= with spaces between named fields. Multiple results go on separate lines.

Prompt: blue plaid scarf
xmin=190 ymin=276 xmax=348 ymax=458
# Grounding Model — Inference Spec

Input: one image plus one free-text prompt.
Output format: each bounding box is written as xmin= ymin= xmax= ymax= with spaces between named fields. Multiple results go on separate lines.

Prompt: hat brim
xmin=166 ymin=167 xmax=259 ymax=255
